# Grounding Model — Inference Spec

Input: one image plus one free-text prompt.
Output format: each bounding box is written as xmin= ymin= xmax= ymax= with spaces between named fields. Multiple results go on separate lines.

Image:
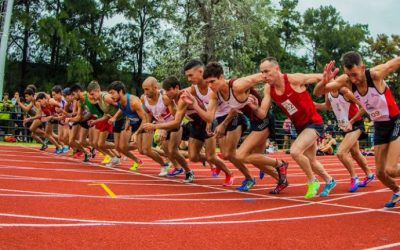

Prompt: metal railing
xmin=0 ymin=110 xmax=375 ymax=149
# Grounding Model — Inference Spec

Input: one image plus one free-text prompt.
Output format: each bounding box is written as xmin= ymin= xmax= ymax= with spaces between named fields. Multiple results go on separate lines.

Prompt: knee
xmin=290 ymin=148 xmax=302 ymax=160
xmin=236 ymin=151 xmax=247 ymax=163
xmin=376 ymin=169 xmax=386 ymax=180
xmin=385 ymin=165 xmax=398 ymax=178
xmin=336 ymin=150 xmax=346 ymax=160
xmin=189 ymin=153 xmax=201 ymax=162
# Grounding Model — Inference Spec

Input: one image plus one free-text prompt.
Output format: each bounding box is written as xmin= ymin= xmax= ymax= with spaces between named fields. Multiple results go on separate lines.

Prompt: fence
xmin=0 ymin=110 xmax=375 ymax=149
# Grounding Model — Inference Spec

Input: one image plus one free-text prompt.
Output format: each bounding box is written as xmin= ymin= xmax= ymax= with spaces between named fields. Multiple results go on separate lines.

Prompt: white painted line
xmin=365 ymin=242 xmax=400 ymax=250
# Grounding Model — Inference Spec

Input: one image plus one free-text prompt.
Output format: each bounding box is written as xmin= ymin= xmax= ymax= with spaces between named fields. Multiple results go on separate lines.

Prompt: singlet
xmin=217 ymin=79 xmax=264 ymax=121
xmin=143 ymin=92 xmax=173 ymax=123
xmin=80 ymin=92 xmax=103 ymax=118
xmin=194 ymin=85 xmax=230 ymax=118
xmin=117 ymin=93 xmax=140 ymax=123
xmin=97 ymin=91 xmax=119 ymax=116
xmin=328 ymin=92 xmax=361 ymax=128
xmin=352 ymin=69 xmax=399 ymax=122
xmin=270 ymin=74 xmax=323 ymax=131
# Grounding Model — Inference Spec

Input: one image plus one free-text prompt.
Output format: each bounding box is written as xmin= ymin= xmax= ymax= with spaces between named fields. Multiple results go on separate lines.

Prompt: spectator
xmin=0 ymin=92 xmax=14 ymax=136
xmin=363 ymin=117 xmax=374 ymax=148
xmin=282 ymin=118 xmax=291 ymax=150
xmin=317 ymin=132 xmax=337 ymax=155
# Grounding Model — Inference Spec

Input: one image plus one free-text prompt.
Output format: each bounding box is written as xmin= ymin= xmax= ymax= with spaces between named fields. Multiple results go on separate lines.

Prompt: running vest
xmin=270 ymin=74 xmax=323 ymax=131
xmin=117 ymin=93 xmax=141 ymax=124
xmin=194 ymin=85 xmax=230 ymax=118
xmin=143 ymin=92 xmax=173 ymax=123
xmin=80 ymin=93 xmax=103 ymax=118
xmin=328 ymin=92 xmax=361 ymax=128
xmin=352 ymin=69 xmax=399 ymax=122
xmin=217 ymin=79 xmax=263 ymax=121
xmin=97 ymin=91 xmax=119 ymax=116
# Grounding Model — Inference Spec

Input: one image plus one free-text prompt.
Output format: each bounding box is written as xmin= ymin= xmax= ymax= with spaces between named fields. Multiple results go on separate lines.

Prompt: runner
xmin=314 ymin=52 xmax=400 ymax=207
xmin=259 ymin=57 xmax=335 ymax=198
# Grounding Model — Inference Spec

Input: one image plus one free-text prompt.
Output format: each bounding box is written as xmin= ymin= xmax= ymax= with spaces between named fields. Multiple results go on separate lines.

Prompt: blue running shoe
xmin=320 ymin=178 xmax=337 ymax=197
xmin=259 ymin=170 xmax=265 ymax=180
xmin=358 ymin=174 xmax=375 ymax=187
xmin=349 ymin=177 xmax=359 ymax=192
xmin=62 ymin=146 xmax=70 ymax=153
xmin=236 ymin=178 xmax=256 ymax=192
xmin=55 ymin=147 xmax=63 ymax=154
xmin=384 ymin=193 xmax=400 ymax=209
xmin=167 ymin=168 xmax=184 ymax=177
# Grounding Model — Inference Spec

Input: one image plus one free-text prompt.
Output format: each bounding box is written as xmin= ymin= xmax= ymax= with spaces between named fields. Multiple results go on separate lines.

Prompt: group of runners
xmin=14 ymin=51 xmax=400 ymax=208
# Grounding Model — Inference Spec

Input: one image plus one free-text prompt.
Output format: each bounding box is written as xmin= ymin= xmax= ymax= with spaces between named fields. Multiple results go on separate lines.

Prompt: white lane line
xmin=365 ymin=242 xmax=400 ymax=250
xmin=0 ymin=223 xmax=112 ymax=228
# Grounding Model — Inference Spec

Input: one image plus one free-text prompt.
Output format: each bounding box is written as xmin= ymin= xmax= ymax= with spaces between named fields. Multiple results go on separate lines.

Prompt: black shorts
xmin=73 ymin=120 xmax=90 ymax=130
xmin=181 ymin=123 xmax=190 ymax=141
xmin=373 ymin=115 xmax=400 ymax=145
xmin=112 ymin=119 xmax=125 ymax=133
xmin=215 ymin=113 xmax=247 ymax=135
xmin=249 ymin=113 xmax=271 ymax=132
xmin=297 ymin=123 xmax=325 ymax=138
xmin=188 ymin=121 xmax=212 ymax=142
xmin=166 ymin=127 xmax=180 ymax=141
xmin=342 ymin=120 xmax=367 ymax=141
xmin=131 ymin=120 xmax=142 ymax=133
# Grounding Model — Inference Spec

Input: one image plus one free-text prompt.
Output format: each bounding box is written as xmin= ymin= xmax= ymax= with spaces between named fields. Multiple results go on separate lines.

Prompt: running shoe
xmin=319 ymin=178 xmax=337 ymax=197
xmin=349 ymin=176 xmax=359 ymax=192
xmin=277 ymin=160 xmax=289 ymax=183
xmin=211 ymin=167 xmax=221 ymax=177
xmin=183 ymin=170 xmax=194 ymax=183
xmin=55 ymin=147 xmax=63 ymax=154
xmin=73 ymin=151 xmax=83 ymax=158
xmin=40 ymin=143 xmax=48 ymax=151
xmin=69 ymin=149 xmax=78 ymax=157
xmin=106 ymin=157 xmax=121 ymax=167
xmin=101 ymin=155 xmax=112 ymax=164
xmin=90 ymin=148 xmax=96 ymax=158
xmin=83 ymin=153 xmax=92 ymax=162
xmin=384 ymin=193 xmax=400 ymax=209
xmin=236 ymin=178 xmax=256 ymax=192
xmin=269 ymin=180 xmax=289 ymax=194
xmin=167 ymin=168 xmax=184 ymax=177
xmin=158 ymin=163 xmax=171 ymax=176
xmin=62 ymin=146 xmax=70 ymax=153
xmin=130 ymin=159 xmax=143 ymax=171
xmin=223 ymin=173 xmax=234 ymax=186
xmin=305 ymin=179 xmax=320 ymax=199
xmin=259 ymin=170 xmax=265 ymax=180
xmin=358 ymin=174 xmax=375 ymax=187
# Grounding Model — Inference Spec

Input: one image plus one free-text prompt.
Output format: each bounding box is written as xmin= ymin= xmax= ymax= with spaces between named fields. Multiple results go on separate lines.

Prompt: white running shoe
xmin=106 ymin=157 xmax=121 ymax=167
xmin=158 ymin=164 xmax=171 ymax=177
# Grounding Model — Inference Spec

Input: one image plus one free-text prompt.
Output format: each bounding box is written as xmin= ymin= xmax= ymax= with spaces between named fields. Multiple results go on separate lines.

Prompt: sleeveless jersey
xmin=143 ymin=92 xmax=173 ymax=123
xmin=117 ymin=93 xmax=140 ymax=124
xmin=270 ymin=74 xmax=323 ymax=131
xmin=328 ymin=92 xmax=361 ymax=128
xmin=194 ymin=85 xmax=230 ymax=118
xmin=352 ymin=69 xmax=399 ymax=122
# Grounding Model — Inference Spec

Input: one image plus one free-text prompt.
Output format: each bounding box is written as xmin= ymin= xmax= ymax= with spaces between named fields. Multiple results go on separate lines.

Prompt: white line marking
xmin=365 ymin=242 xmax=400 ymax=250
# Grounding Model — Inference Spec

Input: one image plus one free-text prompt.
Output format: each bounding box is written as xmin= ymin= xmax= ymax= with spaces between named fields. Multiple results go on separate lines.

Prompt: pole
xmin=0 ymin=0 xmax=14 ymax=100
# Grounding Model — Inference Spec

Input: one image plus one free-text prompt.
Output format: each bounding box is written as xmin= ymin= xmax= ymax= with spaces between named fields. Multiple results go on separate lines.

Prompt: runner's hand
xmin=206 ymin=123 xmax=215 ymax=137
xmin=322 ymin=60 xmax=339 ymax=84
xmin=214 ymin=124 xmax=226 ymax=138
xmin=247 ymin=94 xmax=259 ymax=110
xmin=142 ymin=123 xmax=156 ymax=132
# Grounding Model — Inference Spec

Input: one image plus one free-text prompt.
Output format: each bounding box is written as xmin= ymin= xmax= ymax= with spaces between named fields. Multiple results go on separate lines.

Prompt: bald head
xmin=142 ymin=76 xmax=159 ymax=98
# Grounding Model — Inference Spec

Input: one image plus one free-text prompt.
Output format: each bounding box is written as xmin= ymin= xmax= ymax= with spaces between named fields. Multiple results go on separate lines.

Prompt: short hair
xmin=162 ymin=76 xmax=181 ymax=90
xmin=62 ymin=87 xmax=72 ymax=96
xmin=107 ymin=81 xmax=126 ymax=94
xmin=184 ymin=59 xmax=204 ymax=72
xmin=24 ymin=88 xmax=35 ymax=96
xmin=70 ymin=84 xmax=83 ymax=93
xmin=51 ymin=85 xmax=63 ymax=94
xmin=36 ymin=92 xmax=47 ymax=101
xmin=26 ymin=84 xmax=37 ymax=93
xmin=87 ymin=80 xmax=101 ymax=92
xmin=341 ymin=51 xmax=363 ymax=69
xmin=203 ymin=62 xmax=224 ymax=79
xmin=143 ymin=76 xmax=159 ymax=88
xmin=260 ymin=57 xmax=279 ymax=65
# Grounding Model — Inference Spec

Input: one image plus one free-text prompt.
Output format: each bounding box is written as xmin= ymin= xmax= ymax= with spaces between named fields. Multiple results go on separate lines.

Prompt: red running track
xmin=0 ymin=144 xmax=399 ymax=249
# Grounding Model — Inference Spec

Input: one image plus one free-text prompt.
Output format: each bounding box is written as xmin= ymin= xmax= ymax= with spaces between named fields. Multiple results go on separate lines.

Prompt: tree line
xmin=4 ymin=0 xmax=400 ymax=108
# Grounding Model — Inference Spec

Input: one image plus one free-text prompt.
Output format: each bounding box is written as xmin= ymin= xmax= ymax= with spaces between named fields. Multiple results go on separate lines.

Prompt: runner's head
xmin=70 ymin=84 xmax=84 ymax=100
xmin=142 ymin=76 xmax=159 ymax=99
xmin=259 ymin=57 xmax=280 ymax=85
xmin=62 ymin=87 xmax=74 ymax=102
xmin=203 ymin=62 xmax=225 ymax=92
xmin=35 ymin=92 xmax=48 ymax=106
xmin=51 ymin=85 xmax=63 ymax=101
xmin=184 ymin=59 xmax=204 ymax=85
xmin=162 ymin=76 xmax=181 ymax=100
xmin=24 ymin=88 xmax=35 ymax=102
xmin=26 ymin=84 xmax=37 ymax=94
xmin=107 ymin=81 xmax=126 ymax=102
xmin=87 ymin=80 xmax=101 ymax=100
xmin=341 ymin=51 xmax=365 ymax=85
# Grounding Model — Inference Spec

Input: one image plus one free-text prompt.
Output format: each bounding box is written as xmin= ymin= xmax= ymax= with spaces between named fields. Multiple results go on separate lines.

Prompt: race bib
xmin=282 ymin=99 xmax=298 ymax=115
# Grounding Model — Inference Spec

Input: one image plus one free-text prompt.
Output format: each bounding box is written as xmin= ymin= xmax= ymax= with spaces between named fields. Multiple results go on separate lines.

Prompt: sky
xmin=271 ymin=0 xmax=400 ymax=37
xmin=106 ymin=0 xmax=400 ymax=37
